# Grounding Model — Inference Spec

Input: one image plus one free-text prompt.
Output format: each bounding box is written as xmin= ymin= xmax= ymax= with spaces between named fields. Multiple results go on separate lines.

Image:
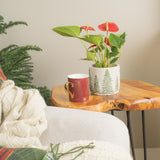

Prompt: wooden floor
xmin=135 ymin=148 xmax=160 ymax=160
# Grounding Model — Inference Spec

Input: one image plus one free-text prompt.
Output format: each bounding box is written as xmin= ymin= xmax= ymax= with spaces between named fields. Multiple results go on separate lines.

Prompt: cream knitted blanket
xmin=0 ymin=80 xmax=47 ymax=148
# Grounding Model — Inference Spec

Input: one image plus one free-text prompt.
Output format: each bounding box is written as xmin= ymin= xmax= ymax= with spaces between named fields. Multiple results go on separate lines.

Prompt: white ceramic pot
xmin=89 ymin=64 xmax=120 ymax=95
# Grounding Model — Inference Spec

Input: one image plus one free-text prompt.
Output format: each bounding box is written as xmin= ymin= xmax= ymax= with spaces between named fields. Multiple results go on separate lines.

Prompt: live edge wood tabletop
xmin=51 ymin=79 xmax=160 ymax=112
xmin=51 ymin=79 xmax=160 ymax=160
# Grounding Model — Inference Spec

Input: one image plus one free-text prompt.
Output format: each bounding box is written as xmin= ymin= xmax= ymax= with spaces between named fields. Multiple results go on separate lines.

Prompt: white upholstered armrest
xmin=40 ymin=106 xmax=130 ymax=152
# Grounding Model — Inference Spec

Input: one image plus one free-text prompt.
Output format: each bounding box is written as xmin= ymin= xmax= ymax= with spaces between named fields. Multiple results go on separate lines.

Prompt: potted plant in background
xmin=52 ymin=21 xmax=126 ymax=95
xmin=0 ymin=15 xmax=51 ymax=105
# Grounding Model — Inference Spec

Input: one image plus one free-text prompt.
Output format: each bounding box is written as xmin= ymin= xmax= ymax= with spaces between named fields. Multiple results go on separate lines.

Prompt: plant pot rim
xmin=90 ymin=64 xmax=119 ymax=69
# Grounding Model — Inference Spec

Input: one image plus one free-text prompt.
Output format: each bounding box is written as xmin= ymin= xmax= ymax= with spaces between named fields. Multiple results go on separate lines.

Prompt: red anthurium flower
xmin=104 ymin=38 xmax=112 ymax=47
xmin=98 ymin=22 xmax=119 ymax=32
xmin=88 ymin=44 xmax=97 ymax=49
xmin=80 ymin=26 xmax=95 ymax=31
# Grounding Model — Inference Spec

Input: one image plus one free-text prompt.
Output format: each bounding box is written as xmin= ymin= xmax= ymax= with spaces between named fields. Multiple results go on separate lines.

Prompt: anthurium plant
xmin=52 ymin=21 xmax=126 ymax=68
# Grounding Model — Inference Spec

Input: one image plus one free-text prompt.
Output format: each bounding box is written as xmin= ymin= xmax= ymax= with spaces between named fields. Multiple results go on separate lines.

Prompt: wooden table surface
xmin=51 ymin=79 xmax=160 ymax=112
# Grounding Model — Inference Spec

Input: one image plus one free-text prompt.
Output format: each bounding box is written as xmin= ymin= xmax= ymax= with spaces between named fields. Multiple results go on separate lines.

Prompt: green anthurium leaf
xmin=119 ymin=32 xmax=126 ymax=47
xmin=109 ymin=46 xmax=119 ymax=58
xmin=87 ymin=51 xmax=95 ymax=61
xmin=120 ymin=32 xmax=126 ymax=40
xmin=109 ymin=52 xmax=119 ymax=58
xmin=105 ymin=48 xmax=109 ymax=57
xmin=110 ymin=57 xmax=119 ymax=64
xmin=81 ymin=51 xmax=95 ymax=62
xmin=52 ymin=26 xmax=81 ymax=37
xmin=109 ymin=33 xmax=125 ymax=48
xmin=80 ymin=35 xmax=103 ymax=46
xmin=111 ymin=46 xmax=119 ymax=53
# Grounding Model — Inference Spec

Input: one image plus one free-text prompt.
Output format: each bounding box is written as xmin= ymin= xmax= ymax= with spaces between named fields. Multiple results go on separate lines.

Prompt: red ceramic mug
xmin=65 ymin=74 xmax=89 ymax=102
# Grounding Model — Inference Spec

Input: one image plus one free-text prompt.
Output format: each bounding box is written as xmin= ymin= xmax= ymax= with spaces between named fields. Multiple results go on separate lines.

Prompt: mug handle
xmin=64 ymin=82 xmax=74 ymax=99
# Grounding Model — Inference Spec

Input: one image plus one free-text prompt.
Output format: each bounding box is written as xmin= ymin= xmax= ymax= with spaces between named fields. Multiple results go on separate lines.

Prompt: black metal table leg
xmin=126 ymin=111 xmax=136 ymax=160
xmin=111 ymin=110 xmax=114 ymax=115
xmin=142 ymin=110 xmax=147 ymax=160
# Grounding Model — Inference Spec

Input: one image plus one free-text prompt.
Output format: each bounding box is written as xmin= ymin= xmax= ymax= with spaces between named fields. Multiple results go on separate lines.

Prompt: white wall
xmin=0 ymin=0 xmax=160 ymax=148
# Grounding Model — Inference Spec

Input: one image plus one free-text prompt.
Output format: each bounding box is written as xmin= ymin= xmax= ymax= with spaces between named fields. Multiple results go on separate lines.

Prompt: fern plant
xmin=0 ymin=15 xmax=51 ymax=105
xmin=0 ymin=15 xmax=27 ymax=34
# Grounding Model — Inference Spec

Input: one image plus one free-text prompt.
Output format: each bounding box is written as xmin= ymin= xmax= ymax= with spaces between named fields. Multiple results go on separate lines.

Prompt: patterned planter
xmin=89 ymin=64 xmax=120 ymax=95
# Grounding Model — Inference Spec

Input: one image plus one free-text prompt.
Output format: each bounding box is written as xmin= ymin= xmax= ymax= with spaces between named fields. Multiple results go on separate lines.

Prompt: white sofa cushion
xmin=40 ymin=106 xmax=130 ymax=152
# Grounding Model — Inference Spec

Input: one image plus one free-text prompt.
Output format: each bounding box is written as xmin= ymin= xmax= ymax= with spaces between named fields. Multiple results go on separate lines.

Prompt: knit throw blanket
xmin=0 ymin=80 xmax=47 ymax=148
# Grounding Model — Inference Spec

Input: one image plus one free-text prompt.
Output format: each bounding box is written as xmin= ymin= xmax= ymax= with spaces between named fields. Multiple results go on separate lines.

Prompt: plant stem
xmin=80 ymin=39 xmax=101 ymax=67
xmin=99 ymin=45 xmax=106 ymax=67
xmin=93 ymin=48 xmax=101 ymax=67
xmin=71 ymin=151 xmax=84 ymax=160
xmin=79 ymin=39 xmax=87 ymax=50
xmin=119 ymin=48 xmax=122 ymax=57
xmin=105 ymin=21 xmax=110 ymax=67
xmin=95 ymin=52 xmax=102 ymax=67
xmin=107 ymin=55 xmax=110 ymax=67
xmin=92 ymin=45 xmax=101 ymax=66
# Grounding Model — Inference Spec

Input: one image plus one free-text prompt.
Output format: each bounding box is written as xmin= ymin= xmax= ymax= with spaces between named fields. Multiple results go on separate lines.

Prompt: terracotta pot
xmin=89 ymin=64 xmax=120 ymax=95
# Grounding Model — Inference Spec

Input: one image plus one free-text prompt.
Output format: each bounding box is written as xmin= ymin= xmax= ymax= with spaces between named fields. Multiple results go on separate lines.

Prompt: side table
xmin=51 ymin=79 xmax=160 ymax=160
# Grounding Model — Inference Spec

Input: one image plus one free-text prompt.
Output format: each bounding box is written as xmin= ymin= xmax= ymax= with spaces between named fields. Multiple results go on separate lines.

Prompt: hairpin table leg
xmin=142 ymin=110 xmax=147 ymax=160
xmin=111 ymin=110 xmax=114 ymax=115
xmin=126 ymin=111 xmax=136 ymax=160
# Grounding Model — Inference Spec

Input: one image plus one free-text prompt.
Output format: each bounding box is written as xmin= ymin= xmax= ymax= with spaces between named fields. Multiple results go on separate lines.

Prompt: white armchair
xmin=0 ymin=80 xmax=132 ymax=159
xmin=40 ymin=106 xmax=130 ymax=152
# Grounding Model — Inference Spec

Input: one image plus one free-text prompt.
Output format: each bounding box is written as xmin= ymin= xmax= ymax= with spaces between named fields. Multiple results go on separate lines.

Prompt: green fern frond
xmin=0 ymin=44 xmax=18 ymax=53
xmin=0 ymin=15 xmax=51 ymax=105
xmin=0 ymin=15 xmax=27 ymax=34
xmin=4 ymin=21 xmax=28 ymax=30
xmin=0 ymin=16 xmax=3 ymax=22
xmin=0 ymin=45 xmax=40 ymax=82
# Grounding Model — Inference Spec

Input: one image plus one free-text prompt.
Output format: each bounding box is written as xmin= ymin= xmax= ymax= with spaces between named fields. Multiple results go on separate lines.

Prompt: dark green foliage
xmin=0 ymin=15 xmax=51 ymax=105
xmin=89 ymin=69 xmax=93 ymax=93
xmin=0 ymin=15 xmax=27 ymax=34
xmin=0 ymin=45 xmax=41 ymax=86
xmin=94 ymin=75 xmax=100 ymax=94
xmin=36 ymin=86 xmax=52 ymax=106
xmin=109 ymin=33 xmax=125 ymax=48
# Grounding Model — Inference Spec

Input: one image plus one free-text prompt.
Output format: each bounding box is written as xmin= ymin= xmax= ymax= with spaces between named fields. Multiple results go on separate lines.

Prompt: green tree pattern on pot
xmin=94 ymin=75 xmax=100 ymax=94
xmin=89 ymin=69 xmax=93 ymax=93
xmin=103 ymin=69 xmax=114 ymax=94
